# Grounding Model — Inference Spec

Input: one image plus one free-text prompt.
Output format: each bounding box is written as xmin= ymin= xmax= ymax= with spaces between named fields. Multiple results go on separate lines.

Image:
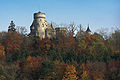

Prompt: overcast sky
xmin=0 ymin=0 xmax=120 ymax=33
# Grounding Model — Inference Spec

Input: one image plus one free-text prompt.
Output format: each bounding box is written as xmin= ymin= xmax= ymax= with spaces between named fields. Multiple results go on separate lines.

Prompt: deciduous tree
xmin=62 ymin=65 xmax=78 ymax=80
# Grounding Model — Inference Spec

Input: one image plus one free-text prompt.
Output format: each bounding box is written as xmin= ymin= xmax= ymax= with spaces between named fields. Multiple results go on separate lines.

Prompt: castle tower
xmin=29 ymin=11 xmax=66 ymax=39
xmin=30 ymin=11 xmax=49 ymax=39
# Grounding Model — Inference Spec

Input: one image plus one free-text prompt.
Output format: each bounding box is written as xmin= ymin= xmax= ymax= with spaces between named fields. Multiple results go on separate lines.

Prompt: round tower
xmin=30 ymin=11 xmax=55 ymax=39
xmin=34 ymin=11 xmax=46 ymax=22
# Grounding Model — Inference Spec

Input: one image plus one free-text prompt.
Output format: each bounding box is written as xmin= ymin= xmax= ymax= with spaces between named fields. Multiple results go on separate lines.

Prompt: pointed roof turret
xmin=86 ymin=24 xmax=91 ymax=32
xmin=50 ymin=22 xmax=54 ymax=29
xmin=51 ymin=22 xmax=53 ymax=27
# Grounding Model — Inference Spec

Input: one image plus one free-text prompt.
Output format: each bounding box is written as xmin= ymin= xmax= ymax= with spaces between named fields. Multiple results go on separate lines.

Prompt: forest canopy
xmin=0 ymin=21 xmax=120 ymax=80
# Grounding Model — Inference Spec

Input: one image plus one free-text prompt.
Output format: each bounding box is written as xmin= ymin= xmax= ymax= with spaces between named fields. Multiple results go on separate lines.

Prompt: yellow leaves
xmin=52 ymin=72 xmax=57 ymax=76
xmin=95 ymin=79 xmax=103 ymax=80
xmin=54 ymin=60 xmax=60 ymax=65
xmin=62 ymin=65 xmax=78 ymax=80
xmin=81 ymin=71 xmax=89 ymax=80
xmin=90 ymin=35 xmax=98 ymax=41
xmin=27 ymin=56 xmax=32 ymax=62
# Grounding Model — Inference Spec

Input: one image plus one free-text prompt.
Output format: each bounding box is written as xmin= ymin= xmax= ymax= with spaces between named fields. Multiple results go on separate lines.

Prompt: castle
xmin=29 ymin=11 xmax=66 ymax=39
xmin=29 ymin=11 xmax=91 ymax=39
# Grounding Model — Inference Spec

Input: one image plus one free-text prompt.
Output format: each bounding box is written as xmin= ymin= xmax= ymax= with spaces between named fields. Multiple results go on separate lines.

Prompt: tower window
xmin=42 ymin=32 xmax=44 ymax=35
xmin=49 ymin=33 xmax=51 ymax=35
xmin=42 ymin=24 xmax=44 ymax=27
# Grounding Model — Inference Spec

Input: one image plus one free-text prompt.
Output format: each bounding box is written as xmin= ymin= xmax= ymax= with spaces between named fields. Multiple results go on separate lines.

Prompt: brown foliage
xmin=0 ymin=44 xmax=5 ymax=56
xmin=25 ymin=56 xmax=43 ymax=70
xmin=5 ymin=32 xmax=23 ymax=53
xmin=79 ymin=62 xmax=107 ymax=80
xmin=54 ymin=60 xmax=66 ymax=79
xmin=56 ymin=35 xmax=77 ymax=52
xmin=27 ymin=37 xmax=52 ymax=54
xmin=39 ymin=38 xmax=51 ymax=54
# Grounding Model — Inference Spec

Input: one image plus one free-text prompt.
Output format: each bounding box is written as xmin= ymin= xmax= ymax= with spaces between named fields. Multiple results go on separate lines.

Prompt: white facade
xmin=30 ymin=11 xmax=66 ymax=39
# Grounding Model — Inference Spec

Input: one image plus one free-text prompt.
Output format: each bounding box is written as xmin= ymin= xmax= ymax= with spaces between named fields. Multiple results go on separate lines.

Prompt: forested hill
xmin=0 ymin=25 xmax=120 ymax=80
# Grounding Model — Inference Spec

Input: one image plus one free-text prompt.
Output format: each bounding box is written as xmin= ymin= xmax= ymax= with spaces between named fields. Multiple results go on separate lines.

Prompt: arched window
xmin=42 ymin=24 xmax=44 ymax=27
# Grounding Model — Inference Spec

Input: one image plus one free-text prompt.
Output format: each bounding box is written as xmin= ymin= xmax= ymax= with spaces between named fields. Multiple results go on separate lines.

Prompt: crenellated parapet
xmin=34 ymin=11 xmax=46 ymax=19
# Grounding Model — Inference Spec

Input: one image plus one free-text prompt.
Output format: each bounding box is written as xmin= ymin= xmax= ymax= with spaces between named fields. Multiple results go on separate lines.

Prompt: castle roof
xmin=86 ymin=24 xmax=91 ymax=32
xmin=38 ymin=11 xmax=41 ymax=13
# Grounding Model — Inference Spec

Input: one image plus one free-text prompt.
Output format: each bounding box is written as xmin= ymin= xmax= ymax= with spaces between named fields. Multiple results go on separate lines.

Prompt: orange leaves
xmin=26 ymin=56 xmax=32 ymax=62
xmin=26 ymin=56 xmax=43 ymax=69
xmin=113 ymin=50 xmax=120 ymax=54
xmin=0 ymin=45 xmax=5 ymax=56
xmin=92 ymin=72 xmax=105 ymax=80
xmin=5 ymin=32 xmax=23 ymax=53
xmin=23 ymin=56 xmax=43 ymax=74
xmin=26 ymin=56 xmax=43 ymax=66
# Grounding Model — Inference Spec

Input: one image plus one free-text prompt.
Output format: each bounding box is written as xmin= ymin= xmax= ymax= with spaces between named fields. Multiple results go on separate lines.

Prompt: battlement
xmin=34 ymin=11 xmax=46 ymax=19
xmin=55 ymin=27 xmax=66 ymax=31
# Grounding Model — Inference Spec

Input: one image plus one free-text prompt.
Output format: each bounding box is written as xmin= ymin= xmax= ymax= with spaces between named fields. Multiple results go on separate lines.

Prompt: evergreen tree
xmin=8 ymin=21 xmax=16 ymax=32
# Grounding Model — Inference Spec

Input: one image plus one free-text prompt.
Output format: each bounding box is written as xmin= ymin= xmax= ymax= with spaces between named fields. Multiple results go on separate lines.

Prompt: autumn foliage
xmin=0 ymin=44 xmax=5 ymax=56
xmin=0 ymin=27 xmax=120 ymax=80
xmin=5 ymin=32 xmax=23 ymax=53
xmin=62 ymin=65 xmax=78 ymax=80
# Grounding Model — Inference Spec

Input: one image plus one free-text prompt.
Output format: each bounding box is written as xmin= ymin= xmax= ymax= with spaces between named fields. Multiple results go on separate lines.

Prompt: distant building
xmin=86 ymin=24 xmax=91 ymax=36
xmin=29 ymin=11 xmax=66 ymax=39
xmin=29 ymin=11 xmax=92 ymax=39
xmin=55 ymin=27 xmax=67 ymax=38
